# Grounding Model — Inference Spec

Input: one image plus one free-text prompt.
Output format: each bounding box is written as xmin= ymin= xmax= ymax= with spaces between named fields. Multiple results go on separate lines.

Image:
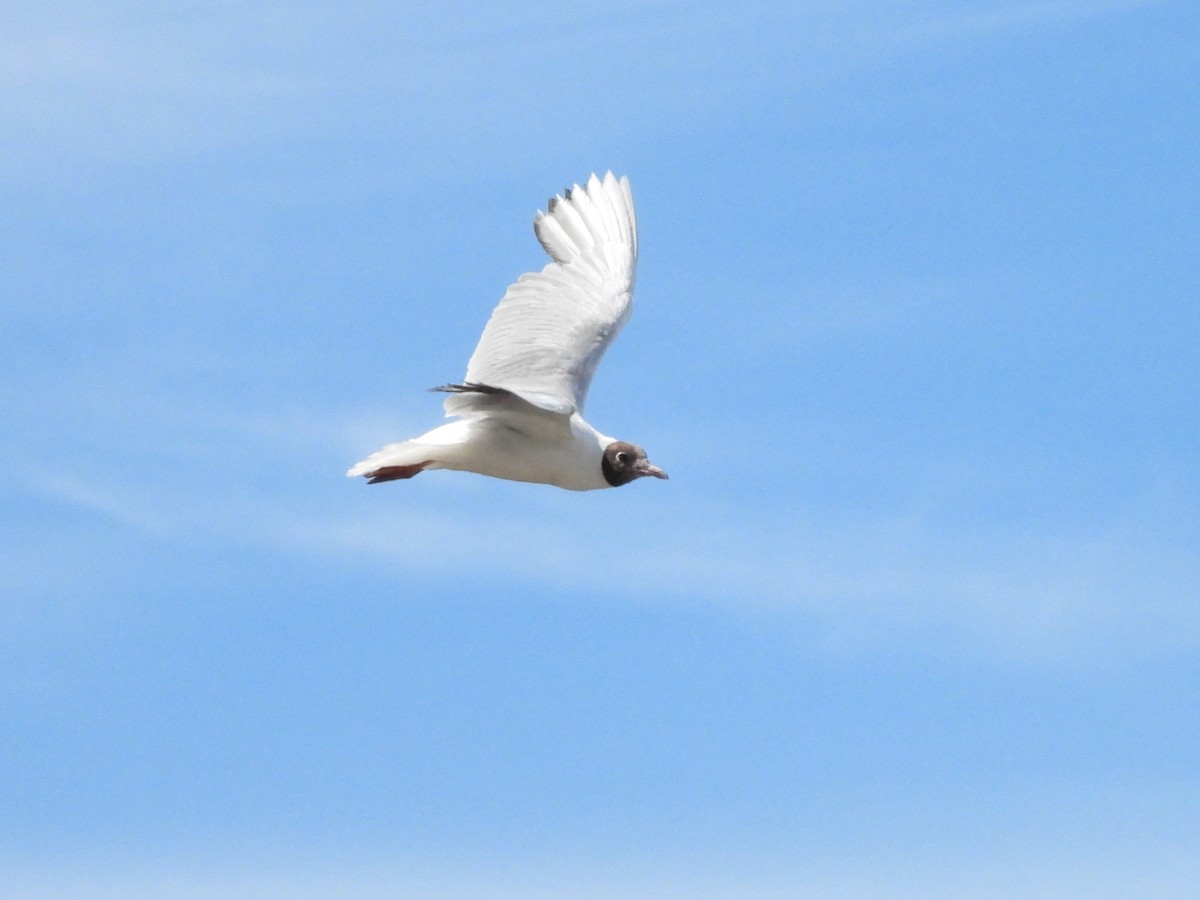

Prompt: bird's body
xmin=348 ymin=397 xmax=614 ymax=491
xmin=347 ymin=172 xmax=666 ymax=491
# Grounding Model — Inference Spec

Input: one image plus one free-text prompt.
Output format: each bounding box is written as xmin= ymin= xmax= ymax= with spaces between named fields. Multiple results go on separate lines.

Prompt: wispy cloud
xmin=3 ymin=813 xmax=1197 ymax=900
xmin=300 ymin=492 xmax=1198 ymax=664
xmin=14 ymin=424 xmax=1191 ymax=667
xmin=0 ymin=0 xmax=1166 ymax=179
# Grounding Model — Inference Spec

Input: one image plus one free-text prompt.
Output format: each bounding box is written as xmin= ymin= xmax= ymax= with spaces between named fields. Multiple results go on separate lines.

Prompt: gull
xmin=347 ymin=171 xmax=667 ymax=491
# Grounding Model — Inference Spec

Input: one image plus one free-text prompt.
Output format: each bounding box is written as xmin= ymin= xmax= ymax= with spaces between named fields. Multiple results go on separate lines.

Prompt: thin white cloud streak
xmin=37 ymin=477 xmax=172 ymax=535
xmin=12 ymin=435 xmax=1193 ymax=666
xmin=2 ymin=836 xmax=1197 ymax=900
xmin=291 ymin=490 xmax=1199 ymax=664
xmin=0 ymin=0 xmax=1167 ymax=176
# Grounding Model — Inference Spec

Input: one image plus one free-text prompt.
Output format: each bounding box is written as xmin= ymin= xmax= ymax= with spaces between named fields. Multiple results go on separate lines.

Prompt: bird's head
xmin=601 ymin=441 xmax=668 ymax=487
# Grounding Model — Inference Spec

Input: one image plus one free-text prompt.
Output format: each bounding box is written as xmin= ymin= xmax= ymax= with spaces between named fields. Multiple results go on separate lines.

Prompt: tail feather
xmin=347 ymin=440 xmax=440 ymax=482
xmin=349 ymin=415 xmax=470 ymax=483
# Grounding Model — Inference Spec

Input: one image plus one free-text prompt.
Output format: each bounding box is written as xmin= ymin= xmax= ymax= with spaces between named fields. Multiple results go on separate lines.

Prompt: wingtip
xmin=532 ymin=170 xmax=637 ymax=264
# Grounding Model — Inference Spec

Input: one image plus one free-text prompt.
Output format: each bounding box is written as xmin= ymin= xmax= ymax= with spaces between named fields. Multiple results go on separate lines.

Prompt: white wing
xmin=448 ymin=172 xmax=637 ymax=417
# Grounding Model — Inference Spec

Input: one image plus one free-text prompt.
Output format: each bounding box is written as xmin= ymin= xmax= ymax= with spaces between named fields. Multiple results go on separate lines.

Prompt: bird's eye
xmin=615 ymin=451 xmax=631 ymax=465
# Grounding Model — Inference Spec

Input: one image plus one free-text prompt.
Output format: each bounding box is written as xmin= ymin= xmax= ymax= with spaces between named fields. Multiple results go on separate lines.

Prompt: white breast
xmin=435 ymin=414 xmax=613 ymax=491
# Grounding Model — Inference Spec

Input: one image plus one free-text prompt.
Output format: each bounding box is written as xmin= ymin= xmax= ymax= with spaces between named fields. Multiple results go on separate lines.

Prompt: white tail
xmin=346 ymin=440 xmax=437 ymax=482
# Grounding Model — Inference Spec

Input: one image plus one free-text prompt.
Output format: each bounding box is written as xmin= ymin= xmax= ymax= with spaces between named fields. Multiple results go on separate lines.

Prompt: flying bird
xmin=347 ymin=171 xmax=667 ymax=491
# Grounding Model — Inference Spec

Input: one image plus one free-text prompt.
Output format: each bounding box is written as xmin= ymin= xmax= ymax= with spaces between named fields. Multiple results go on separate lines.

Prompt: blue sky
xmin=3 ymin=1 xmax=1198 ymax=896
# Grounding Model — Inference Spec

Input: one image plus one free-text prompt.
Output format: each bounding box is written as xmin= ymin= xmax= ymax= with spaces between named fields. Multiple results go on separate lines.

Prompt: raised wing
xmin=451 ymin=172 xmax=637 ymax=417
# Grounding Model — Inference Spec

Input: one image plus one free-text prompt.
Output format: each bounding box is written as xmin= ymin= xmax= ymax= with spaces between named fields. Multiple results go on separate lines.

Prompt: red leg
xmin=365 ymin=461 xmax=434 ymax=484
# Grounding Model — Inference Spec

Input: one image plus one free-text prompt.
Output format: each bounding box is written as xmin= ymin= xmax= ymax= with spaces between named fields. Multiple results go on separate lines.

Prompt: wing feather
xmin=454 ymin=172 xmax=637 ymax=416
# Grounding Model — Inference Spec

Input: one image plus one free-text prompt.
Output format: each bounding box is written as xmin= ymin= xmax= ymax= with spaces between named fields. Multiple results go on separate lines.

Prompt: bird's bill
xmin=634 ymin=461 xmax=669 ymax=480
